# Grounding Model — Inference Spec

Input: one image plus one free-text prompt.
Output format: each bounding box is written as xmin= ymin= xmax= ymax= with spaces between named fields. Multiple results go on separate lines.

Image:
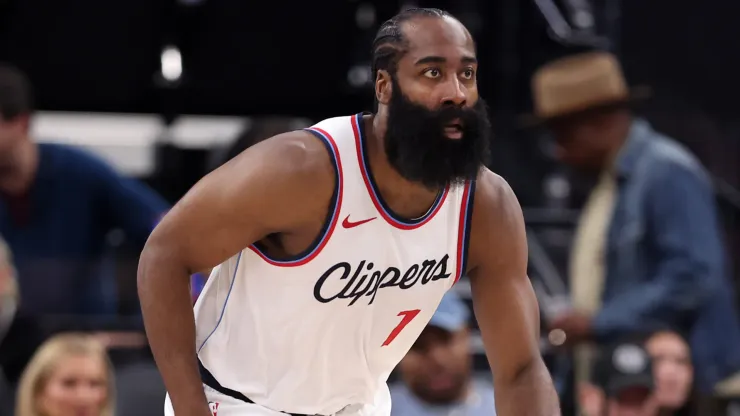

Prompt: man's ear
xmin=375 ymin=69 xmax=392 ymax=106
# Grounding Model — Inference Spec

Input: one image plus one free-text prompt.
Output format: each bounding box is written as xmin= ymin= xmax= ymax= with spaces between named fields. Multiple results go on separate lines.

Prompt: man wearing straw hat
xmin=529 ymin=51 xmax=740 ymax=398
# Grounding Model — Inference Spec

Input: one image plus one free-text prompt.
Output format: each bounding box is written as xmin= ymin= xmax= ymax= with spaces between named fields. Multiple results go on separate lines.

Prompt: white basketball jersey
xmin=194 ymin=113 xmax=475 ymax=416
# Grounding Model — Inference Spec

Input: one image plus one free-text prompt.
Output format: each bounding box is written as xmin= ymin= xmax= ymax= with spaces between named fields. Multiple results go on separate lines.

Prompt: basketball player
xmin=138 ymin=8 xmax=560 ymax=416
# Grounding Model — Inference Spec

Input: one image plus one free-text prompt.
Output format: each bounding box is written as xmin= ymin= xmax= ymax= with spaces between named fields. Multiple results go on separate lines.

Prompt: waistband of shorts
xmin=198 ymin=358 xmax=317 ymax=416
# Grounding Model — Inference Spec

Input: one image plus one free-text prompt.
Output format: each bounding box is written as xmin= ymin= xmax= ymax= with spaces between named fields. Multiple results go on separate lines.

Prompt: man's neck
xmin=366 ymin=113 xmax=441 ymax=219
xmin=0 ymin=140 xmax=38 ymax=195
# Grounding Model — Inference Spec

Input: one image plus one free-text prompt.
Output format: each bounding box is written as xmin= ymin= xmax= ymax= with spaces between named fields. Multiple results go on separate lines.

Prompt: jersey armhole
xmin=248 ymin=128 xmax=344 ymax=267
xmin=453 ymin=179 xmax=476 ymax=285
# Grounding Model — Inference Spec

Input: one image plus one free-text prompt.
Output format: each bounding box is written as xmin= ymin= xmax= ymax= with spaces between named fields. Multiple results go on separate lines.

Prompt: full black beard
xmin=384 ymin=77 xmax=492 ymax=189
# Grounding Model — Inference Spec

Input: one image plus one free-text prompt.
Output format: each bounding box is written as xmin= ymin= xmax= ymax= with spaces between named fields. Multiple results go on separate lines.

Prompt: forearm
xmin=138 ymin=244 xmax=209 ymax=415
xmin=495 ymin=357 xmax=560 ymax=416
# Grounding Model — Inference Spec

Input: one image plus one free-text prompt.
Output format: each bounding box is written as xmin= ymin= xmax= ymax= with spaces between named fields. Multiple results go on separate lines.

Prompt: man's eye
xmin=423 ymin=69 xmax=441 ymax=79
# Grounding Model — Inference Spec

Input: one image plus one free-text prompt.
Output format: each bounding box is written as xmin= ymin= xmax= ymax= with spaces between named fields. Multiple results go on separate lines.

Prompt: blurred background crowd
xmin=1 ymin=0 xmax=739 ymax=415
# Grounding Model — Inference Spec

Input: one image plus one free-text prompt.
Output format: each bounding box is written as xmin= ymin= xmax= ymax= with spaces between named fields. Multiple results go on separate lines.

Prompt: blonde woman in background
xmin=15 ymin=333 xmax=115 ymax=416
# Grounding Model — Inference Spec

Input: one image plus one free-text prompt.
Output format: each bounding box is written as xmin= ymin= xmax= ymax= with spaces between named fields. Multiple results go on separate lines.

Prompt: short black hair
xmin=0 ymin=63 xmax=33 ymax=120
xmin=371 ymin=8 xmax=452 ymax=80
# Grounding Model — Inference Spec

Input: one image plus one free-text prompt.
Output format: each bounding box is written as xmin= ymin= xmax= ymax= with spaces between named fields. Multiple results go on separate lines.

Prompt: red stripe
xmin=351 ymin=115 xmax=449 ymax=230
xmin=452 ymin=181 xmax=472 ymax=285
xmin=248 ymin=128 xmax=343 ymax=267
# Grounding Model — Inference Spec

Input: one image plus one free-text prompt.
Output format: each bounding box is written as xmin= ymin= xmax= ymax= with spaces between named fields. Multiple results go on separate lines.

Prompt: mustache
xmin=393 ymin=98 xmax=482 ymax=129
xmin=426 ymin=104 xmax=473 ymax=125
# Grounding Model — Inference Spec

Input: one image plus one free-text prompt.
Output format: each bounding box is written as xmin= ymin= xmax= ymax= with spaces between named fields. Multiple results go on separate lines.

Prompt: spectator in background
xmin=645 ymin=330 xmax=693 ymax=414
xmin=0 ymin=236 xmax=15 ymax=416
xmin=579 ymin=341 xmax=657 ymax=416
xmin=0 ymin=62 xmax=168 ymax=314
xmin=0 ymin=370 xmax=10 ymax=416
xmin=15 ymin=333 xmax=115 ymax=416
xmin=528 ymin=52 xmax=740 ymax=394
xmin=390 ymin=292 xmax=495 ymax=416
xmin=0 ymin=63 xmax=169 ymax=383
xmin=0 ymin=233 xmax=17 ymax=342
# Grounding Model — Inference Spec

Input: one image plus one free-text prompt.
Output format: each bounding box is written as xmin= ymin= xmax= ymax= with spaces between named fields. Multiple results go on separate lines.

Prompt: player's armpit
xmin=144 ymin=129 xmax=336 ymax=274
xmin=467 ymin=170 xmax=560 ymax=416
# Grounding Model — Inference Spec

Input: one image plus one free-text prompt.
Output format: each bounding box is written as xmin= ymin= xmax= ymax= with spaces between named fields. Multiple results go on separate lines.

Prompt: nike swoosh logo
xmin=342 ymin=215 xmax=377 ymax=229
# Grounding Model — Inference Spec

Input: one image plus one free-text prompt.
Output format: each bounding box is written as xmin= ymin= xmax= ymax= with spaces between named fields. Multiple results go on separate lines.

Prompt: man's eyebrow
xmin=414 ymin=56 xmax=446 ymax=65
xmin=414 ymin=55 xmax=478 ymax=65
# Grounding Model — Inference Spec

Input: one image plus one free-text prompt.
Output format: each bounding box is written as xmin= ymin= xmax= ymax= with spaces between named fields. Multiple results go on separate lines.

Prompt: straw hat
xmin=523 ymin=51 xmax=650 ymax=126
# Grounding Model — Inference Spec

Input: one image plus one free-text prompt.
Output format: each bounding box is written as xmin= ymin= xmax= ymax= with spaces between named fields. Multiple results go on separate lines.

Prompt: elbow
xmin=504 ymin=354 xmax=549 ymax=387
xmin=136 ymin=233 xmax=183 ymax=293
xmin=136 ymin=237 xmax=160 ymax=293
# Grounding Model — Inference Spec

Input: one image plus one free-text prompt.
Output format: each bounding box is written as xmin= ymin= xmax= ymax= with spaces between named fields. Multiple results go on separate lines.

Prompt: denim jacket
xmin=593 ymin=119 xmax=740 ymax=391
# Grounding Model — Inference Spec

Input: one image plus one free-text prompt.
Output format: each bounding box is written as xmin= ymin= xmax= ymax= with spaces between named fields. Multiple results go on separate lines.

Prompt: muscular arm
xmin=467 ymin=171 xmax=560 ymax=416
xmin=137 ymin=131 xmax=334 ymax=415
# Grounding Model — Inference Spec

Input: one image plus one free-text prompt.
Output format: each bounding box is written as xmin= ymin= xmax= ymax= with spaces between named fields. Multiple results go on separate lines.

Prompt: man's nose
xmin=440 ymin=77 xmax=467 ymax=107
xmin=426 ymin=343 xmax=451 ymax=366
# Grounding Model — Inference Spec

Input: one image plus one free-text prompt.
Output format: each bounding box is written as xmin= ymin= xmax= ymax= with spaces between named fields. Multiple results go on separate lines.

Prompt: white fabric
xmin=190 ymin=114 xmax=474 ymax=416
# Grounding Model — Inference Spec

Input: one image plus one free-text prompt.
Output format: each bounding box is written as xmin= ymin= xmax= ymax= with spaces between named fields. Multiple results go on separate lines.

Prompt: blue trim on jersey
xmin=458 ymin=180 xmax=476 ymax=278
xmin=248 ymin=128 xmax=341 ymax=264
xmin=198 ymin=251 xmax=242 ymax=353
xmin=355 ymin=113 xmax=445 ymax=226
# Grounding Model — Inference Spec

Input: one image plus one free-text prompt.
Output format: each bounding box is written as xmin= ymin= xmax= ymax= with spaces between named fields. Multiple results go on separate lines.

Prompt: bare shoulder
xmin=467 ymin=167 xmax=527 ymax=273
xmin=230 ymin=129 xmax=335 ymax=190
xmin=248 ymin=129 xmax=338 ymax=225
xmin=472 ymin=167 xmax=523 ymax=226
xmin=474 ymin=168 xmax=518 ymax=209
xmin=146 ymin=129 xmax=337 ymax=272
xmin=186 ymin=129 xmax=335 ymax=216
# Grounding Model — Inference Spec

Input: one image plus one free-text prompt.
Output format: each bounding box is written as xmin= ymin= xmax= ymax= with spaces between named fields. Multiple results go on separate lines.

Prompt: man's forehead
xmin=400 ymin=17 xmax=475 ymax=60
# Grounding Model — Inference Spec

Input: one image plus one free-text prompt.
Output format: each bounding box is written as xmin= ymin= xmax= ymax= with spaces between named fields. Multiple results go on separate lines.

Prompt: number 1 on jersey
xmin=382 ymin=309 xmax=421 ymax=347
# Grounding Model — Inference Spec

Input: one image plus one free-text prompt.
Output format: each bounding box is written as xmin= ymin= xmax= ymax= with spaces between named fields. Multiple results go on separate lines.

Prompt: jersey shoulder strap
xmin=305 ymin=114 xmax=372 ymax=214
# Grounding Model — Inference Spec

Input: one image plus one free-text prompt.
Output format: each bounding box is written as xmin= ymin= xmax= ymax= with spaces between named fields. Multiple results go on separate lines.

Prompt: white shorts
xmin=164 ymin=384 xmax=390 ymax=416
xmin=164 ymin=384 xmax=285 ymax=416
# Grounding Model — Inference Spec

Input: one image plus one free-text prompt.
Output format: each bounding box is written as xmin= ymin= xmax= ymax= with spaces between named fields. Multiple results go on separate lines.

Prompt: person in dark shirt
xmin=0 ymin=142 xmax=168 ymax=314
xmin=0 ymin=63 xmax=169 ymax=383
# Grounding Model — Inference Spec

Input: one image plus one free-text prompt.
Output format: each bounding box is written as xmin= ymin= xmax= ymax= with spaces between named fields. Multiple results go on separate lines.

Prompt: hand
xmin=548 ymin=312 xmax=592 ymax=346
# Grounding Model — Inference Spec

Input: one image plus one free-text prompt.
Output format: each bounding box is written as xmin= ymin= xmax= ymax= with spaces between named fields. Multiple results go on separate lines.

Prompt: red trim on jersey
xmin=350 ymin=115 xmax=449 ymax=230
xmin=453 ymin=181 xmax=473 ymax=285
xmin=248 ymin=127 xmax=343 ymax=267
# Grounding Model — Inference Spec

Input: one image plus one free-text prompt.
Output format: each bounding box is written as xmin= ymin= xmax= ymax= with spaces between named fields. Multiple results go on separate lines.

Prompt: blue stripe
xmin=248 ymin=128 xmax=341 ymax=264
xmin=457 ymin=180 xmax=476 ymax=278
xmin=197 ymin=251 xmax=242 ymax=352
xmin=355 ymin=113 xmax=445 ymax=226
